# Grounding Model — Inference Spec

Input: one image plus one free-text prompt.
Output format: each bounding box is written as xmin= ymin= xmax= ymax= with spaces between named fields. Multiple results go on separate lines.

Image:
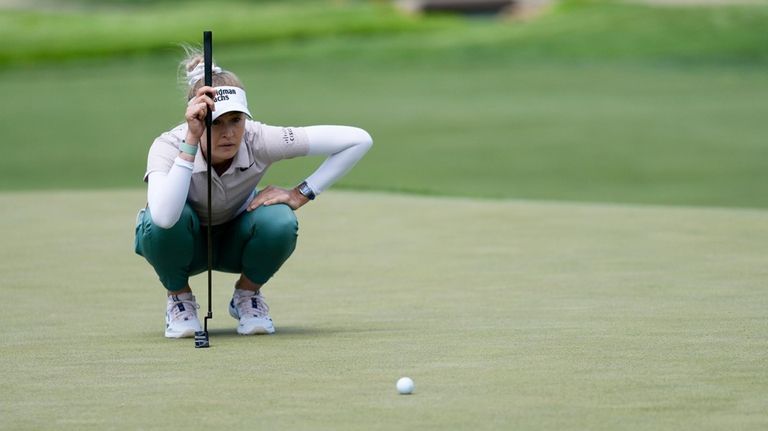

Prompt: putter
xmin=195 ymin=30 xmax=214 ymax=349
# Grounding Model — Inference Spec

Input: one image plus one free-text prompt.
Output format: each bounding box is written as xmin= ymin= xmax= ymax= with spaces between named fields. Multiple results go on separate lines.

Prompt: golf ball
xmin=396 ymin=377 xmax=414 ymax=395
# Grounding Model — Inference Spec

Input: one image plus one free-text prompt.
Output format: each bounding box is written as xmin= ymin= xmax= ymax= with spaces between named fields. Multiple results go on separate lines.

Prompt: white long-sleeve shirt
xmin=145 ymin=121 xmax=372 ymax=227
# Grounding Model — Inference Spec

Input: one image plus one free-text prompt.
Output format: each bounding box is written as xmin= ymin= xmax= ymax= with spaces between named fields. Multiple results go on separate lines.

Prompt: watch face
xmin=300 ymin=183 xmax=315 ymax=199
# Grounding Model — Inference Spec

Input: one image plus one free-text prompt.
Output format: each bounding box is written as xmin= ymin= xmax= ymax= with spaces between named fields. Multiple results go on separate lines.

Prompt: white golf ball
xmin=396 ymin=377 xmax=414 ymax=395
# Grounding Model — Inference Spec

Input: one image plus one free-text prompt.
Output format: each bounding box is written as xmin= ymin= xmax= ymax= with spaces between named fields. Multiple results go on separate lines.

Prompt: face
xmin=202 ymin=111 xmax=246 ymax=165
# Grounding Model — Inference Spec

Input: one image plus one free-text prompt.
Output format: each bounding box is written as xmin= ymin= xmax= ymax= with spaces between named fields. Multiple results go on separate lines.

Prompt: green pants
xmin=135 ymin=203 xmax=298 ymax=292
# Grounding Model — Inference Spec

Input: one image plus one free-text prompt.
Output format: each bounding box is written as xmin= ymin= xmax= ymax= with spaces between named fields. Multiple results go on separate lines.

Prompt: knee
xmin=136 ymin=204 xmax=199 ymax=262
xmin=249 ymin=204 xmax=298 ymax=243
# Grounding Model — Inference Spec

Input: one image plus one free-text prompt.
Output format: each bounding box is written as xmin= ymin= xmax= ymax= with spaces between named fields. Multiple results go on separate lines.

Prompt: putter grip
xmin=204 ymin=31 xmax=212 ymax=89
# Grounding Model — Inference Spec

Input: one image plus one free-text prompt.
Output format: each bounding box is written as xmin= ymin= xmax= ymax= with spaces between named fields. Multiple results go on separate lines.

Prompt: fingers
xmin=247 ymin=197 xmax=266 ymax=211
xmin=197 ymin=86 xmax=216 ymax=114
xmin=185 ymin=87 xmax=217 ymax=137
xmin=187 ymin=86 xmax=216 ymax=118
xmin=246 ymin=188 xmax=270 ymax=211
xmin=246 ymin=187 xmax=291 ymax=211
xmin=185 ymin=102 xmax=208 ymax=121
xmin=196 ymin=85 xmax=216 ymax=99
xmin=187 ymin=96 xmax=214 ymax=116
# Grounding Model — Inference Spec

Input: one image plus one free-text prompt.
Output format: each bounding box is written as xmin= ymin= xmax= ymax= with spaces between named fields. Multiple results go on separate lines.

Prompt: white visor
xmin=212 ymin=86 xmax=252 ymax=121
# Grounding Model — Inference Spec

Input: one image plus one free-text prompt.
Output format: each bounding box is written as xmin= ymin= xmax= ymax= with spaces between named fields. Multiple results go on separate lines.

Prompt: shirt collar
xmin=192 ymin=142 xmax=250 ymax=175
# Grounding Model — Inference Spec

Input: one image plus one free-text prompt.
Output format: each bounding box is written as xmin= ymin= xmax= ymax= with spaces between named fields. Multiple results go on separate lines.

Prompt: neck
xmin=201 ymin=149 xmax=232 ymax=176
xmin=213 ymin=159 xmax=232 ymax=176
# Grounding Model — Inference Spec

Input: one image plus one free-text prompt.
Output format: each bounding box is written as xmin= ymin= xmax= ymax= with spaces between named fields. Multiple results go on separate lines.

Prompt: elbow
xmin=353 ymin=127 xmax=373 ymax=153
xmin=147 ymin=204 xmax=180 ymax=229
xmin=152 ymin=215 xmax=179 ymax=230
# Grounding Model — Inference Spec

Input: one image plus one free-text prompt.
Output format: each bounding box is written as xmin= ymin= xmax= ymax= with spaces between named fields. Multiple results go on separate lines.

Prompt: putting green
xmin=1 ymin=190 xmax=766 ymax=430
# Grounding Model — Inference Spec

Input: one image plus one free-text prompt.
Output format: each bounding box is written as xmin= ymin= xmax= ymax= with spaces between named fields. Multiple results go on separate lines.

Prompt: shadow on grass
xmin=204 ymin=325 xmax=344 ymax=338
xmin=135 ymin=324 xmax=369 ymax=344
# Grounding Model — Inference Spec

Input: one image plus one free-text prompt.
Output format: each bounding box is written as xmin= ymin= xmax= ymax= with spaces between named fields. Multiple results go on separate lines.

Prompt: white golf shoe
xmin=165 ymin=293 xmax=202 ymax=338
xmin=229 ymin=289 xmax=275 ymax=335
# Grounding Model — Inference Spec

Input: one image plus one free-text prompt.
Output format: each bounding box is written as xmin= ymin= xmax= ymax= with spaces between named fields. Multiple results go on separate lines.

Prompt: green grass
xmin=1 ymin=1 xmax=768 ymax=208
xmin=1 ymin=47 xmax=766 ymax=207
xmin=1 ymin=189 xmax=766 ymax=430
xmin=522 ymin=0 xmax=768 ymax=64
xmin=2 ymin=3 xmax=767 ymax=428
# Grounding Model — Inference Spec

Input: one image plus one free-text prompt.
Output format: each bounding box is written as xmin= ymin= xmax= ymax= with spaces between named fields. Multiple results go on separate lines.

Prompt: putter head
xmin=194 ymin=331 xmax=210 ymax=348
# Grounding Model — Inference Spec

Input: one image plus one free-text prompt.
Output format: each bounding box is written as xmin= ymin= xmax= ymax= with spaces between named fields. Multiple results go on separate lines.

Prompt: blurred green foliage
xmin=2 ymin=1 xmax=767 ymax=66
xmin=0 ymin=2 xmax=453 ymax=66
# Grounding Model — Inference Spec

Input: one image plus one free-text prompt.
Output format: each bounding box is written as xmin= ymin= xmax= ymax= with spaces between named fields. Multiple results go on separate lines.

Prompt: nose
xmin=220 ymin=124 xmax=233 ymax=139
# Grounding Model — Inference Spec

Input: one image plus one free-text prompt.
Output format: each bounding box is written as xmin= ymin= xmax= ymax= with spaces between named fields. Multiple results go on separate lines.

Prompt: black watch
xmin=297 ymin=181 xmax=316 ymax=200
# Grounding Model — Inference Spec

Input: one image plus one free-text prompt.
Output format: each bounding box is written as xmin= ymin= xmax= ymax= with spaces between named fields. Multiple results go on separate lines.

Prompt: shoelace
xmin=234 ymin=293 xmax=270 ymax=318
xmin=167 ymin=298 xmax=199 ymax=322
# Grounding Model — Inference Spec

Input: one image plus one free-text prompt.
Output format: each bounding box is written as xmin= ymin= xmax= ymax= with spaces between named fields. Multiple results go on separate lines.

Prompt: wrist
xmin=178 ymin=152 xmax=196 ymax=163
xmin=293 ymin=189 xmax=310 ymax=207
xmin=180 ymin=139 xmax=198 ymax=154
xmin=184 ymin=133 xmax=200 ymax=147
xmin=296 ymin=181 xmax=316 ymax=201
xmin=178 ymin=138 xmax=197 ymax=162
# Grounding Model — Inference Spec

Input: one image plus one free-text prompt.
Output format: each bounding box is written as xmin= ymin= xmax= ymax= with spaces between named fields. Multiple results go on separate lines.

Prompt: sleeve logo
xmin=281 ymin=128 xmax=296 ymax=145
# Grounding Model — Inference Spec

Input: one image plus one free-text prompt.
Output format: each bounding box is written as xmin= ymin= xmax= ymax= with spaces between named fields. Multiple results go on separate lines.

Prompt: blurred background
xmin=1 ymin=0 xmax=767 ymax=208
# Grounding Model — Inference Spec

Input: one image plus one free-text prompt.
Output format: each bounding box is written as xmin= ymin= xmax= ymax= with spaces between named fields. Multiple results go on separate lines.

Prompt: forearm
xmin=303 ymin=126 xmax=373 ymax=194
xmin=147 ymin=157 xmax=194 ymax=228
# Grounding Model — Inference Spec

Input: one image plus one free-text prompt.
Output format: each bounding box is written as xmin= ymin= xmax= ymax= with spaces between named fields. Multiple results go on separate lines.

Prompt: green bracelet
xmin=180 ymin=140 xmax=198 ymax=156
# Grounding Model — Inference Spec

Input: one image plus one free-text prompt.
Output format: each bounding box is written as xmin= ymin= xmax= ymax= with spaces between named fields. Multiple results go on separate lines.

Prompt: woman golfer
xmin=135 ymin=51 xmax=372 ymax=338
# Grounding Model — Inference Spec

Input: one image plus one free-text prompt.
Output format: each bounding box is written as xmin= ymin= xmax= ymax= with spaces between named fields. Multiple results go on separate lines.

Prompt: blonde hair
xmin=179 ymin=45 xmax=245 ymax=100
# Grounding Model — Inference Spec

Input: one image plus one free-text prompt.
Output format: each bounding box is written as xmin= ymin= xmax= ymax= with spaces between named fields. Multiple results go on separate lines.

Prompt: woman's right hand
xmin=185 ymin=86 xmax=216 ymax=143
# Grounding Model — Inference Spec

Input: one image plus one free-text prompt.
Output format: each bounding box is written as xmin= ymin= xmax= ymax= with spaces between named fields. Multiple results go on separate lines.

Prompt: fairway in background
xmin=0 ymin=190 xmax=766 ymax=430
xmin=0 ymin=1 xmax=767 ymax=208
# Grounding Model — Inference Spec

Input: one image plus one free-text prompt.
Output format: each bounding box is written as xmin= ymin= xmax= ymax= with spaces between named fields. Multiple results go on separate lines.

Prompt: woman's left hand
xmin=246 ymin=185 xmax=309 ymax=211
